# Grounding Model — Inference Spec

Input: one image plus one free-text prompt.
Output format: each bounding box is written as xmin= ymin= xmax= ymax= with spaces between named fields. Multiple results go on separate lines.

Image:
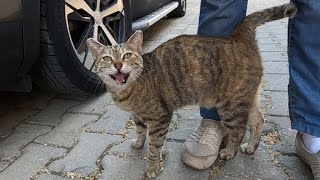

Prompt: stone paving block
xmin=49 ymin=133 xmax=122 ymax=177
xmin=260 ymin=51 xmax=288 ymax=62
xmin=0 ymin=161 xmax=9 ymax=172
xmin=68 ymin=93 xmax=112 ymax=115
xmin=175 ymin=106 xmax=201 ymax=120
xmin=36 ymin=173 xmax=71 ymax=180
xmin=0 ymin=108 xmax=37 ymax=139
xmin=0 ymin=143 xmax=66 ymax=180
xmin=255 ymin=32 xmax=272 ymax=39
xmin=264 ymin=74 xmax=289 ymax=91
xmin=107 ymin=142 xmax=210 ymax=180
xmin=100 ymin=155 xmax=146 ymax=180
xmin=27 ymin=99 xmax=80 ymax=126
xmin=0 ymin=124 xmax=51 ymax=161
xmin=110 ymin=131 xmax=146 ymax=158
xmin=35 ymin=114 xmax=99 ymax=147
xmin=212 ymin=148 xmax=288 ymax=179
xmin=158 ymin=142 xmax=210 ymax=180
xmin=14 ymin=91 xmax=55 ymax=110
xmin=258 ymin=43 xmax=285 ymax=52
xmin=263 ymin=61 xmax=289 ymax=74
xmin=85 ymin=105 xmax=131 ymax=134
xmin=266 ymin=116 xmax=297 ymax=154
xmin=278 ymin=156 xmax=313 ymax=179
xmin=167 ymin=119 xmax=199 ymax=140
xmin=0 ymin=90 xmax=53 ymax=113
xmin=257 ymin=37 xmax=277 ymax=44
xmin=265 ymin=91 xmax=289 ymax=116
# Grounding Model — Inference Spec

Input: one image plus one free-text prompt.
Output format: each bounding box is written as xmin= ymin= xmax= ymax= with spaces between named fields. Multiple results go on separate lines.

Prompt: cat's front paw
xmin=146 ymin=161 xmax=161 ymax=179
xmin=219 ymin=148 xmax=237 ymax=160
xmin=131 ymin=138 xmax=145 ymax=149
xmin=240 ymin=143 xmax=256 ymax=155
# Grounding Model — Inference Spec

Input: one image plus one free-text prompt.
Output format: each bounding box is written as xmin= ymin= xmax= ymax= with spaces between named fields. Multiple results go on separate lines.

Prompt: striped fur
xmin=87 ymin=3 xmax=297 ymax=178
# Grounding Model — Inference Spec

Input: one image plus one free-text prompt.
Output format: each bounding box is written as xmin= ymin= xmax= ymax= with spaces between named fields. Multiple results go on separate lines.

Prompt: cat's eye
xmin=102 ymin=56 xmax=113 ymax=62
xmin=123 ymin=53 xmax=132 ymax=60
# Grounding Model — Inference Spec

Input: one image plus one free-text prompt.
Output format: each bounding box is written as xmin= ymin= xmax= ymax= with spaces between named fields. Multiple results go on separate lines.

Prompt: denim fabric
xmin=288 ymin=0 xmax=320 ymax=137
xmin=198 ymin=0 xmax=248 ymax=120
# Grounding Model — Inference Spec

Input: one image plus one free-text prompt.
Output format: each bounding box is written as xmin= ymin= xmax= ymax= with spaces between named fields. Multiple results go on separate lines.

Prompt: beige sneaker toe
xmin=296 ymin=133 xmax=320 ymax=179
xmin=181 ymin=120 xmax=225 ymax=170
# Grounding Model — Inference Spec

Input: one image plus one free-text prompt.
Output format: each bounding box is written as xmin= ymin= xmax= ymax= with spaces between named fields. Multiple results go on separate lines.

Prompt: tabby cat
xmin=87 ymin=3 xmax=297 ymax=178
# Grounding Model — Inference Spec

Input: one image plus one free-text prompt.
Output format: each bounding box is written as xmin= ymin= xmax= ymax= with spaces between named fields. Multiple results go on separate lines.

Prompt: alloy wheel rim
xmin=64 ymin=0 xmax=126 ymax=71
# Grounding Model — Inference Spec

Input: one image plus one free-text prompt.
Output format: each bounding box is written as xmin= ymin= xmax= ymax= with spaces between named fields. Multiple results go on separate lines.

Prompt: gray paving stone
xmin=258 ymin=43 xmax=285 ymax=52
xmin=36 ymin=173 xmax=71 ymax=180
xmin=69 ymin=93 xmax=112 ymax=115
xmin=269 ymin=26 xmax=287 ymax=32
xmin=260 ymin=51 xmax=288 ymax=62
xmin=100 ymin=155 xmax=146 ymax=180
xmin=266 ymin=116 xmax=297 ymax=154
xmin=35 ymin=114 xmax=99 ymax=147
xmin=107 ymin=142 xmax=210 ymax=180
xmin=0 ymin=108 xmax=37 ymax=139
xmin=212 ymin=148 xmax=288 ymax=179
xmin=49 ymin=133 xmax=122 ymax=177
xmin=85 ymin=105 xmax=131 ymax=134
xmin=158 ymin=142 xmax=210 ymax=180
xmin=257 ymin=37 xmax=277 ymax=44
xmin=0 ymin=161 xmax=9 ymax=172
xmin=0 ymin=124 xmax=51 ymax=161
xmin=0 ymin=143 xmax=66 ymax=180
xmin=27 ymin=99 xmax=80 ymax=126
xmin=14 ymin=92 xmax=55 ymax=110
xmin=265 ymin=91 xmax=289 ymax=116
xmin=110 ymin=131 xmax=146 ymax=158
xmin=264 ymin=74 xmax=289 ymax=91
xmin=263 ymin=61 xmax=289 ymax=74
xmin=255 ymin=32 xmax=272 ymax=39
xmin=278 ymin=156 xmax=313 ymax=180
xmin=167 ymin=119 xmax=199 ymax=140
xmin=175 ymin=106 xmax=201 ymax=120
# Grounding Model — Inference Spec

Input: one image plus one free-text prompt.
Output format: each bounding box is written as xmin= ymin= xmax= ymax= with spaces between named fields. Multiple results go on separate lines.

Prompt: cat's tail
xmin=243 ymin=2 xmax=297 ymax=30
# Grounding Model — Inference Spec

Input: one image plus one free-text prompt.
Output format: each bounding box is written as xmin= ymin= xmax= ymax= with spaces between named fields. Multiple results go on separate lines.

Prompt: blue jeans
xmin=198 ymin=0 xmax=320 ymax=137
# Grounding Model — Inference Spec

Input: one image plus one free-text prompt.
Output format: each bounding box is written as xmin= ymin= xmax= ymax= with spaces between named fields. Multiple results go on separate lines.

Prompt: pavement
xmin=0 ymin=0 xmax=314 ymax=179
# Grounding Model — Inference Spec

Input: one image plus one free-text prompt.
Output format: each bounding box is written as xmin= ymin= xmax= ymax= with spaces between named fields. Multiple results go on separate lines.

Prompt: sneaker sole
xmin=181 ymin=149 xmax=215 ymax=170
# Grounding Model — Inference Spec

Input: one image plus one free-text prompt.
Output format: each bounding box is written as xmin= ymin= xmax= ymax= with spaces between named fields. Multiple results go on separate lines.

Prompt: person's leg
xmin=288 ymin=0 xmax=320 ymax=178
xmin=182 ymin=0 xmax=248 ymax=170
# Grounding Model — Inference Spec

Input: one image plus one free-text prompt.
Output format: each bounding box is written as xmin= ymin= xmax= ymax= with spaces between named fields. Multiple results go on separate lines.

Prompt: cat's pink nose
xmin=114 ymin=63 xmax=123 ymax=70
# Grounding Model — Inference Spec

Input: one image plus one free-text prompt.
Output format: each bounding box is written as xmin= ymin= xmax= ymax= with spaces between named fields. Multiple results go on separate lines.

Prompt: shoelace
xmin=189 ymin=124 xmax=223 ymax=149
xmin=189 ymin=126 xmax=205 ymax=142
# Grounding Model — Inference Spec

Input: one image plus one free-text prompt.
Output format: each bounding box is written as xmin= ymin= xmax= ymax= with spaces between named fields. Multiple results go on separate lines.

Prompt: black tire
xmin=167 ymin=0 xmax=186 ymax=18
xmin=33 ymin=0 xmax=132 ymax=95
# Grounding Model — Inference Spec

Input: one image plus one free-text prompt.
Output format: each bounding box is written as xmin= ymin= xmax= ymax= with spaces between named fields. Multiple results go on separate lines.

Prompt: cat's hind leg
xmin=218 ymin=101 xmax=249 ymax=160
xmin=131 ymin=114 xmax=147 ymax=149
xmin=240 ymin=92 xmax=264 ymax=154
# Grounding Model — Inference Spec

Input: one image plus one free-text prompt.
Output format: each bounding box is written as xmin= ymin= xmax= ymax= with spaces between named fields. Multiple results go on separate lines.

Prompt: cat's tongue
xmin=115 ymin=73 xmax=125 ymax=84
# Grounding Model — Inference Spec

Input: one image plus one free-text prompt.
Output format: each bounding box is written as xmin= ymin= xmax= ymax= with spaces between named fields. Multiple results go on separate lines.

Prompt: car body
xmin=0 ymin=0 xmax=186 ymax=93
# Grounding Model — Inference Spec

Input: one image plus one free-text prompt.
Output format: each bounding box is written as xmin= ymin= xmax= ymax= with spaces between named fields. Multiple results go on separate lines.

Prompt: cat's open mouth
xmin=110 ymin=72 xmax=130 ymax=85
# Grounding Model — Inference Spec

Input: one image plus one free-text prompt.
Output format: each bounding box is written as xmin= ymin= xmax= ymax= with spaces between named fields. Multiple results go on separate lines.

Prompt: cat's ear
xmin=86 ymin=38 xmax=105 ymax=61
xmin=127 ymin=30 xmax=143 ymax=54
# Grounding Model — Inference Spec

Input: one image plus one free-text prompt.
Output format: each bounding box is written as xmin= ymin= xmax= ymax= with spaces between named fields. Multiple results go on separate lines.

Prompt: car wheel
xmin=33 ymin=0 xmax=132 ymax=95
xmin=167 ymin=0 xmax=186 ymax=18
